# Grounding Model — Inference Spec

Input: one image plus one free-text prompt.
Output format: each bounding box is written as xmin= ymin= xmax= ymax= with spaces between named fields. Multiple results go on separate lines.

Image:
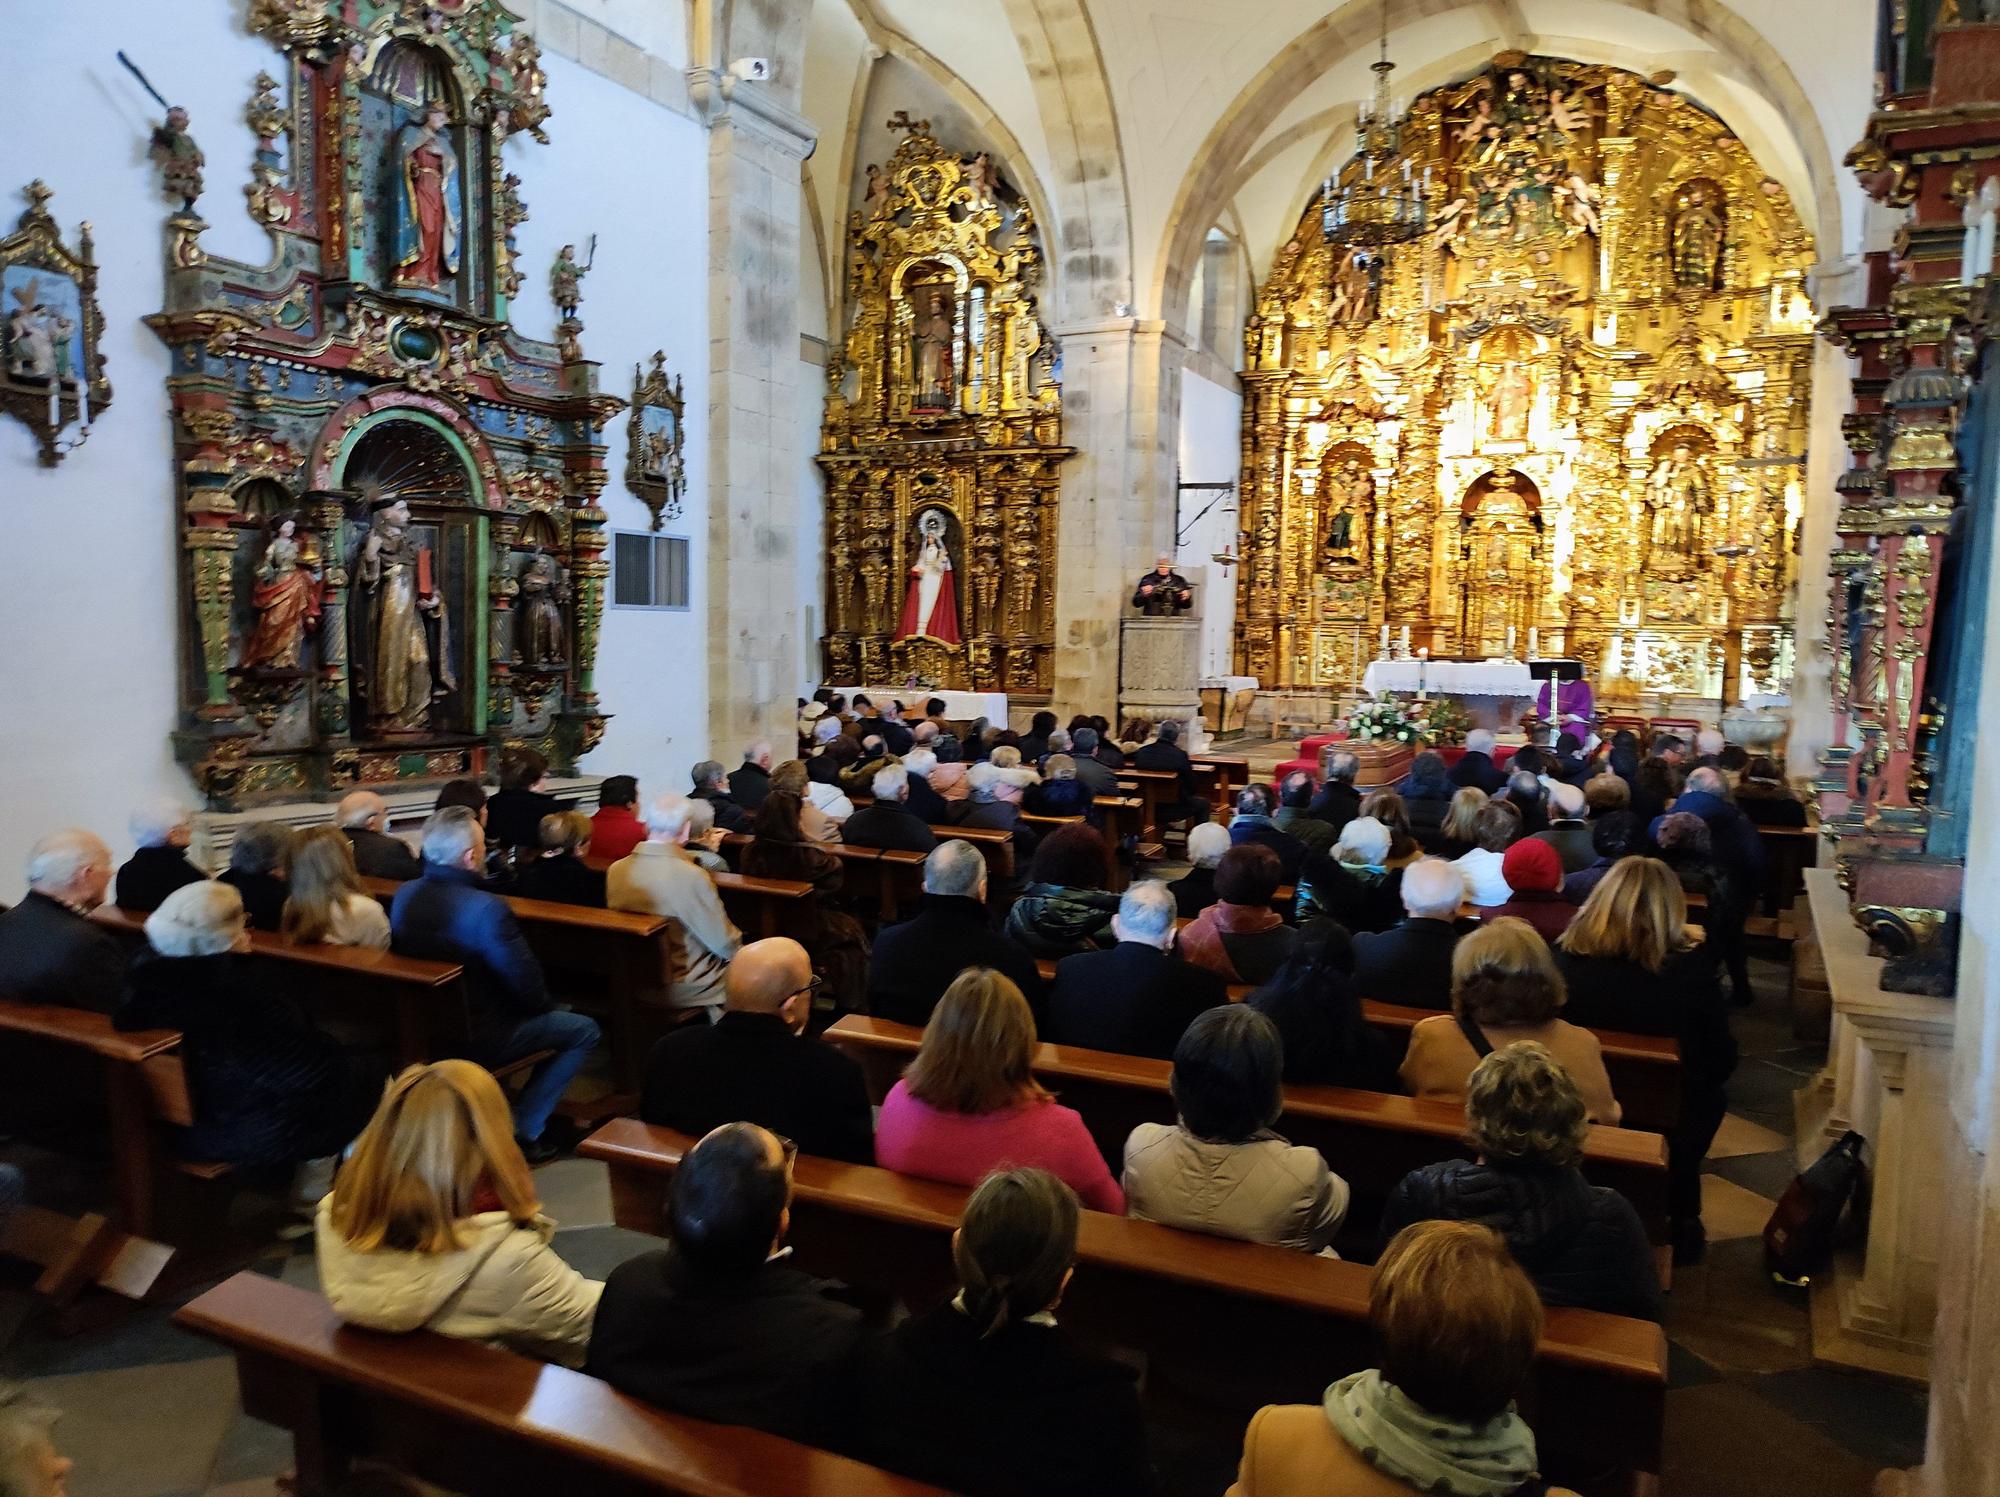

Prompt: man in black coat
xmin=1447 ymin=729 xmax=1509 ymax=794
xmin=877 ymin=703 xmax=917 ymax=756
xmin=1349 ymin=858 xmax=1470 ymax=1009
xmin=336 ymin=790 xmax=423 ymax=880
xmin=1228 ymin=784 xmax=1311 ymax=884
xmin=1067 ymin=728 xmax=1121 ymax=798
xmin=1130 ymin=719 xmax=1210 ymax=829
xmin=217 ymin=819 xmax=294 ymax=932
xmin=1017 ymin=710 xmax=1058 ymax=765
xmin=642 ymin=938 xmax=874 ymax=1163
xmin=586 ymin=1123 xmax=863 ymax=1448
xmin=1046 ymin=881 xmax=1228 ymax=1060
xmin=867 ymin=842 xmax=1044 ymax=1028
xmin=1305 ymin=750 xmax=1363 ymax=831
xmin=115 ymin=799 xmax=206 ymax=913
xmin=726 ymin=742 xmax=775 ymax=812
xmin=690 ymin=759 xmax=753 ymax=832
xmin=0 ymin=830 xmax=124 ymax=1013
xmin=841 ymin=769 xmax=938 ymax=853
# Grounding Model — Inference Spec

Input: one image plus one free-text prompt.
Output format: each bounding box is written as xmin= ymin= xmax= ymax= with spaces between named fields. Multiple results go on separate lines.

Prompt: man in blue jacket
xmin=391 ymin=806 xmax=601 ymax=1161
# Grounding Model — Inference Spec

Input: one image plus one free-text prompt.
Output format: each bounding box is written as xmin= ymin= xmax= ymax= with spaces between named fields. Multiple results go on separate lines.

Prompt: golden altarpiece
xmin=818 ymin=119 xmax=1070 ymax=695
xmin=1238 ymin=55 xmax=1817 ymax=704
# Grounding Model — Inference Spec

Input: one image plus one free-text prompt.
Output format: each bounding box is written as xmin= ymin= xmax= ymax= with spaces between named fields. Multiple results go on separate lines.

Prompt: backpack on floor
xmin=1763 ymin=1130 xmax=1866 ymax=1284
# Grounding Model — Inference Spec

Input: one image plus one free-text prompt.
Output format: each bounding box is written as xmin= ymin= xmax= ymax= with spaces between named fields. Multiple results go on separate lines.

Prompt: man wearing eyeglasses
xmin=587 ymin=1120 xmax=863 ymax=1447
xmin=640 ymin=938 xmax=875 ymax=1164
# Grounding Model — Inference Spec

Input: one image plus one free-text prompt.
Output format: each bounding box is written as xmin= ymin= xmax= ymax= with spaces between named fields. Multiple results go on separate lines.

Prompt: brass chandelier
xmin=1322 ymin=4 xmax=1426 ymax=248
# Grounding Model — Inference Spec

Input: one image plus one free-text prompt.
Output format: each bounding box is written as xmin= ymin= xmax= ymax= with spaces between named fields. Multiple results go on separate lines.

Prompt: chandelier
xmin=1322 ymin=5 xmax=1426 ymax=248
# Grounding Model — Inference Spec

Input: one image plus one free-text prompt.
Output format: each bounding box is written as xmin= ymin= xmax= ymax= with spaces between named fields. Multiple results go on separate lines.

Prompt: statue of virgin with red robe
xmin=393 ymin=102 xmax=461 ymax=290
xmin=895 ymin=508 xmax=962 ymax=645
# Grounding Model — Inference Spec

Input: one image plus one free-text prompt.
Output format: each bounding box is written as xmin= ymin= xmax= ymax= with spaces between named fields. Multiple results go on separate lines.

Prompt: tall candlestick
xmin=1506 ymin=626 xmax=1517 ymax=657
xmin=1400 ymin=625 xmax=1411 ymax=655
xmin=1528 ymin=627 xmax=1539 ymax=658
xmin=1380 ymin=624 xmax=1390 ymax=655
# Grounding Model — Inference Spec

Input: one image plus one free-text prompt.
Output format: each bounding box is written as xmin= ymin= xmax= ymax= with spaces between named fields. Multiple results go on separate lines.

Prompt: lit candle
xmin=1528 ymin=627 xmax=1539 ymax=657
xmin=1365 ymin=154 xmax=1373 ymax=183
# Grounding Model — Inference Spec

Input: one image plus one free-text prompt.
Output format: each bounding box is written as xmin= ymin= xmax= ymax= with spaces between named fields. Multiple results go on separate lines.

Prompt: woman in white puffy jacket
xmin=316 ymin=1060 xmax=602 ymax=1368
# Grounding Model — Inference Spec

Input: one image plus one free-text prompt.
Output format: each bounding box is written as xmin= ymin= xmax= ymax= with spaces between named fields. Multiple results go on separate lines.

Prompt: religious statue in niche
xmin=358 ymin=498 xmax=454 ymax=732
xmin=1446 ymin=61 xmax=1597 ymax=254
xmin=896 ymin=506 xmax=962 ymax=645
xmin=1328 ymin=250 xmax=1378 ymax=327
xmin=910 ymin=286 xmax=957 ymax=412
xmin=1646 ymin=440 xmax=1715 ymax=566
xmin=0 ymin=182 xmax=108 ymax=465
xmin=1320 ymin=464 xmax=1372 ymax=568
xmin=625 ymin=350 xmax=687 ymax=529
xmin=1670 ymin=181 xmax=1726 ymax=290
xmin=392 ymin=101 xmax=462 ymax=290
xmin=1481 ymin=360 xmax=1534 ymax=445
xmin=239 ymin=515 xmax=323 ymax=673
xmin=517 ymin=551 xmax=567 ymax=666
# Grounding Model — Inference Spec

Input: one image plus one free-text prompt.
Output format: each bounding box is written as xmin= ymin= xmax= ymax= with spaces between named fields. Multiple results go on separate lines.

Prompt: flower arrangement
xmin=1347 ymin=697 xmax=1421 ymax=745
xmin=1415 ymin=695 xmax=1471 ymax=747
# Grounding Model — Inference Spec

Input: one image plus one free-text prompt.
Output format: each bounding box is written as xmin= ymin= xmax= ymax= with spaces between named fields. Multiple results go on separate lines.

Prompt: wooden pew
xmin=95 ymin=905 xmax=467 ymax=1070
xmin=0 ymin=999 xmax=183 ymax=1297
xmin=1191 ymin=754 xmax=1250 ymax=798
xmin=177 ymin=1271 xmax=951 ymax=1497
xmin=1358 ymin=999 xmax=1682 ymax=1133
xmin=821 ymin=1016 xmax=1671 ymax=1249
xmin=931 ymin=823 xmax=1016 ymax=885
xmin=581 ymin=1121 xmax=1667 ymax=1495
xmin=1752 ymin=823 xmax=1819 ymax=935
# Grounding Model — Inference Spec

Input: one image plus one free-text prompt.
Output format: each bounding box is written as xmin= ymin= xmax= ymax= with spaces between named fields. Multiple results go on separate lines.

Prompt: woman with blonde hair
xmin=317 ymin=1059 xmax=603 ymax=1366
xmin=1228 ymin=1218 xmax=1584 ymax=1496
xmin=1435 ymin=785 xmax=1488 ymax=859
xmin=1380 ymin=1044 xmax=1661 ymax=1321
xmin=1399 ymin=918 xmax=1620 ymax=1124
xmin=1557 ymin=857 xmax=1735 ymax=1262
xmin=1358 ymin=789 xmax=1422 ymax=869
xmin=874 ymin=968 xmax=1123 ymax=1212
xmin=857 ymin=1169 xmax=1155 ymax=1495
xmin=281 ymin=824 xmax=392 ymax=948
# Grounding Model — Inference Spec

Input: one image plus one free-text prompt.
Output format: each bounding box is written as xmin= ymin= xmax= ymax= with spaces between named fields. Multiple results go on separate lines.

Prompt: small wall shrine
xmin=1239 ymin=54 xmax=1816 ymax=703
xmin=146 ymin=0 xmax=621 ymax=806
xmin=818 ymin=116 xmax=1070 ymax=695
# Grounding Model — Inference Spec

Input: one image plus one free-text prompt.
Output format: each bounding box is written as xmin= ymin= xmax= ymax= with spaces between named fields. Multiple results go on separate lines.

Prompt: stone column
xmin=1049 ymin=318 xmax=1186 ymax=720
xmin=688 ymin=67 xmax=816 ymax=754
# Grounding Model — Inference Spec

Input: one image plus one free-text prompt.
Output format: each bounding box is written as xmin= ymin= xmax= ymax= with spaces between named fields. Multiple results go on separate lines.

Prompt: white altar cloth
xmin=829 ymin=686 xmax=1008 ymax=722
xmin=1361 ymin=659 xmax=1535 ymax=697
xmin=1198 ymin=675 xmax=1259 ymax=693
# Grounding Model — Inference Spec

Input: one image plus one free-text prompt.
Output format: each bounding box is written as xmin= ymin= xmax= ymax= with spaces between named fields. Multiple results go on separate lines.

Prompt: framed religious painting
xmin=1 ymin=182 xmax=110 ymax=465
xmin=626 ymin=350 xmax=687 ymax=529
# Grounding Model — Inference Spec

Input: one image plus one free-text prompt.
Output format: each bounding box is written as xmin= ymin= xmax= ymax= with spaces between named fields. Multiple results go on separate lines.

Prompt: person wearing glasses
xmin=640 ymin=938 xmax=875 ymax=1164
xmin=586 ymin=1121 xmax=864 ymax=1448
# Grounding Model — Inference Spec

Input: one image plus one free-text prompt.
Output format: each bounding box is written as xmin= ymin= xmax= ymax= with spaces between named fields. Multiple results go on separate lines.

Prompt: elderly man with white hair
xmin=1350 ymin=856 xmax=1473 ymax=1010
xmin=728 ymin=741 xmax=775 ymax=812
xmin=115 ymin=797 xmax=206 ymax=913
xmin=606 ymin=794 xmax=743 ymax=1019
xmin=866 ymin=840 xmax=1045 ymax=1028
xmin=1447 ymin=727 xmax=1508 ymax=794
xmin=335 ymin=789 xmax=423 ymax=879
xmin=1046 ymin=880 xmax=1229 ymax=1060
xmin=1530 ymin=781 xmax=1595 ymax=873
xmin=0 ymin=829 xmax=123 ymax=1013
xmin=840 ymin=766 xmax=938 ymax=852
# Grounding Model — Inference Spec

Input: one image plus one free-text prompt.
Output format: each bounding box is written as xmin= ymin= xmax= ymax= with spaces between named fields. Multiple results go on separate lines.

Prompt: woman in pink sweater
xmin=876 ymin=968 xmax=1124 ymax=1214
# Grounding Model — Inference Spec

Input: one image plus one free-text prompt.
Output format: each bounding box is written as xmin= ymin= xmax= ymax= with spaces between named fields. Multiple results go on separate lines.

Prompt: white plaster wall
xmin=1177 ymin=368 xmax=1244 ymax=679
xmin=797 ymin=359 xmax=828 ymax=695
xmin=0 ymin=15 xmax=707 ymax=900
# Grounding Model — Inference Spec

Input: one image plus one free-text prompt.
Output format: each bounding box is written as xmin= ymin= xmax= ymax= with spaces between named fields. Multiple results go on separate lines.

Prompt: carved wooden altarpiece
xmin=818 ymin=120 xmax=1071 ymax=695
xmin=1240 ymin=55 xmax=1816 ymax=703
xmin=147 ymin=0 xmax=621 ymax=807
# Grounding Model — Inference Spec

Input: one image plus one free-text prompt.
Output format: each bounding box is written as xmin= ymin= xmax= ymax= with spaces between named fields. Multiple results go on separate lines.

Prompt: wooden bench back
xmin=176 ymin=1271 xmax=951 ymax=1497
xmin=580 ymin=1120 xmax=1666 ymax=1489
xmin=821 ymin=1015 xmax=1669 ymax=1246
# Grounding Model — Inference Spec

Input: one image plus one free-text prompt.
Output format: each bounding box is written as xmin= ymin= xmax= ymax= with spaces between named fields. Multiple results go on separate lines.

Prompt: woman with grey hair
xmin=1169 ymin=821 xmax=1231 ymax=918
xmin=115 ymin=880 xmax=376 ymax=1171
xmin=1379 ymin=1041 xmax=1661 ymax=1320
xmin=218 ymin=817 xmax=297 ymax=931
xmin=0 ymin=1385 xmax=69 ymax=1497
xmin=1295 ymin=816 xmax=1405 ymax=934
xmin=114 ymin=796 xmax=205 ymax=914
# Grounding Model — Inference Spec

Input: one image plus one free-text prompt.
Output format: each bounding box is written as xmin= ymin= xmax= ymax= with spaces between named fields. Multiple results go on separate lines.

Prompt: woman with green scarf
xmin=1226 ymin=1219 xmax=1577 ymax=1497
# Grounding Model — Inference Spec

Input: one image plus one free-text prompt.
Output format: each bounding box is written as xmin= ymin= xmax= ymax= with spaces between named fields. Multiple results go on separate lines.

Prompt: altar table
xmin=1198 ymin=675 xmax=1259 ymax=733
xmin=1362 ymin=658 xmax=1536 ymax=732
xmin=829 ymin=687 xmax=1008 ymax=723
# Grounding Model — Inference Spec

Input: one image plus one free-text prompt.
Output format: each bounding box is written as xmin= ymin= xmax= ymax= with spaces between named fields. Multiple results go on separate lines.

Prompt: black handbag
xmin=1763 ymin=1130 xmax=1866 ymax=1284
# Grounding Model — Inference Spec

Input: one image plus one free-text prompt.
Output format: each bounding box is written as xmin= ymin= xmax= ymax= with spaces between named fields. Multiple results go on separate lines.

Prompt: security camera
xmin=728 ymin=57 xmax=771 ymax=83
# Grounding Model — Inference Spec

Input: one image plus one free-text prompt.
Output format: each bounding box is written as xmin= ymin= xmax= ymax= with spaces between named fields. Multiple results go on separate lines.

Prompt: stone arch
xmin=1152 ymin=0 xmax=1844 ymax=335
xmin=998 ymin=0 xmax=1133 ymax=324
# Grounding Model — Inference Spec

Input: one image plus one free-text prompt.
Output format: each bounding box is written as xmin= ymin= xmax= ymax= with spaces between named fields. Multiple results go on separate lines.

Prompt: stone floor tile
xmin=26 ymin=1355 xmax=240 ymax=1497
xmin=1708 ymin=1148 xmax=1802 ymax=1201
xmin=535 ymin=1154 xmax=614 ymax=1230
xmin=1752 ymin=1364 xmax=1930 ymax=1472
xmin=1662 ymin=1382 xmax=1885 ymax=1497
xmin=1709 ymin=1112 xmax=1793 ymax=1159
xmin=1702 ymin=1172 xmax=1782 ymax=1241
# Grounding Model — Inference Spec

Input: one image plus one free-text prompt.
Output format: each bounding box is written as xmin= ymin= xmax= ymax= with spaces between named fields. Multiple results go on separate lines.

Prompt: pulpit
xmin=1121 ymin=614 xmax=1204 ymax=751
